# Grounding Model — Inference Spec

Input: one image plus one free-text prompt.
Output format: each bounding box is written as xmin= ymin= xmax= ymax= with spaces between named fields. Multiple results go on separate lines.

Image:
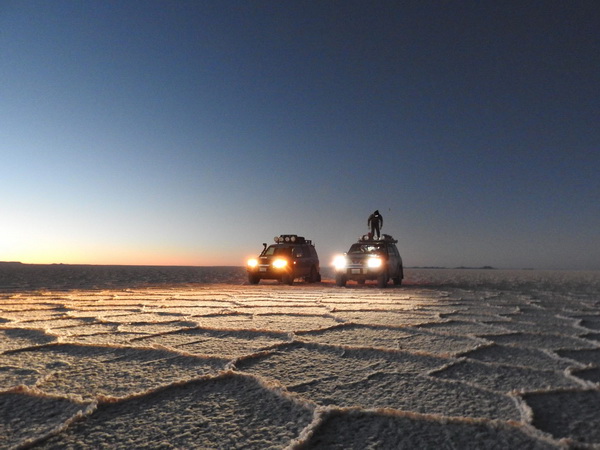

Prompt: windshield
xmin=262 ymin=245 xmax=292 ymax=257
xmin=348 ymin=244 xmax=386 ymax=255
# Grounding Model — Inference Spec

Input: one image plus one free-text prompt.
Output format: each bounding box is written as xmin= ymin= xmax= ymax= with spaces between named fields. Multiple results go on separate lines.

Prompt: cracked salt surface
xmin=1 ymin=267 xmax=599 ymax=448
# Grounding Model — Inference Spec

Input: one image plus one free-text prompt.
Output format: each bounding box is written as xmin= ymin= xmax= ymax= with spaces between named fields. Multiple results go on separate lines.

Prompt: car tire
xmin=282 ymin=273 xmax=294 ymax=285
xmin=335 ymin=274 xmax=347 ymax=287
xmin=306 ymin=266 xmax=318 ymax=283
xmin=393 ymin=266 xmax=402 ymax=285
xmin=377 ymin=272 xmax=388 ymax=288
xmin=248 ymin=274 xmax=260 ymax=285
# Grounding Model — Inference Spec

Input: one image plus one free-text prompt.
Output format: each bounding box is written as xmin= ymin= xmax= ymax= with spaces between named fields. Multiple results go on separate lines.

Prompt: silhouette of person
xmin=368 ymin=210 xmax=383 ymax=239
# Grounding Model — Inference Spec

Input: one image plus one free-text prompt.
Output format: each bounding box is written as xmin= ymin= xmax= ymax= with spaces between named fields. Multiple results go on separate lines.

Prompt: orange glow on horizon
xmin=2 ymin=248 xmax=241 ymax=267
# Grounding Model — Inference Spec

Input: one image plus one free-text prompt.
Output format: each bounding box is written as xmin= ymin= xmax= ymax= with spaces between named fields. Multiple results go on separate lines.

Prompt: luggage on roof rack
xmin=274 ymin=234 xmax=311 ymax=244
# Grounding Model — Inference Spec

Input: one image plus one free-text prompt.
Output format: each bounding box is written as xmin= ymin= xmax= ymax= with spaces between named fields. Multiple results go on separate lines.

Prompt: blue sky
xmin=1 ymin=1 xmax=599 ymax=269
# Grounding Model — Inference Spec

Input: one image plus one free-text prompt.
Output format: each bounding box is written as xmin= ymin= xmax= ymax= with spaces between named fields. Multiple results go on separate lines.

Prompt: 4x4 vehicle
xmin=247 ymin=235 xmax=321 ymax=285
xmin=333 ymin=234 xmax=403 ymax=288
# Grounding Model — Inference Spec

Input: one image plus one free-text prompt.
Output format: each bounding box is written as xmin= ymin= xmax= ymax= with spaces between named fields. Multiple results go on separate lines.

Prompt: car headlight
xmin=247 ymin=259 xmax=258 ymax=268
xmin=272 ymin=259 xmax=288 ymax=269
xmin=367 ymin=257 xmax=382 ymax=268
xmin=333 ymin=255 xmax=347 ymax=270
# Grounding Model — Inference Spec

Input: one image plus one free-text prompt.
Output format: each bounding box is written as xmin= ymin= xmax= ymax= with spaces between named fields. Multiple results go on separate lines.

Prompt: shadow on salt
xmin=296 ymin=322 xmax=487 ymax=356
xmin=0 ymin=328 xmax=56 ymax=352
xmin=133 ymin=327 xmax=291 ymax=359
xmin=31 ymin=372 xmax=314 ymax=449
xmin=295 ymin=408 xmax=559 ymax=450
xmin=522 ymin=389 xmax=600 ymax=445
xmin=0 ymin=389 xmax=92 ymax=449
xmin=1 ymin=343 xmax=227 ymax=400
xmin=235 ymin=341 xmax=520 ymax=421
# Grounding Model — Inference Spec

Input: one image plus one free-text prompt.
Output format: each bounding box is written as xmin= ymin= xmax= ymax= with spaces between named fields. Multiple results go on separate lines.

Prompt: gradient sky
xmin=1 ymin=1 xmax=599 ymax=270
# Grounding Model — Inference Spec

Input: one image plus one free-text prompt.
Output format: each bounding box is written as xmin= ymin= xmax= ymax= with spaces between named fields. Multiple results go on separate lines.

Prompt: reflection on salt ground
xmin=0 ymin=268 xmax=599 ymax=448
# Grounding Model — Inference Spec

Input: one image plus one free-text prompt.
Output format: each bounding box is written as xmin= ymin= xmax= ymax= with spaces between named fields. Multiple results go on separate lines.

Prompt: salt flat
xmin=1 ymin=267 xmax=599 ymax=449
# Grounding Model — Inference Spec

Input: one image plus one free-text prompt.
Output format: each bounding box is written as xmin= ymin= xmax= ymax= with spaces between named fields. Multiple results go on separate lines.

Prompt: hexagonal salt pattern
xmin=1 ymin=268 xmax=599 ymax=448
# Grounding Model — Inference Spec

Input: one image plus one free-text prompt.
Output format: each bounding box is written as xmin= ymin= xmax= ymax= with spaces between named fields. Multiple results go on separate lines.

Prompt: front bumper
xmin=248 ymin=264 xmax=292 ymax=280
xmin=336 ymin=265 xmax=384 ymax=280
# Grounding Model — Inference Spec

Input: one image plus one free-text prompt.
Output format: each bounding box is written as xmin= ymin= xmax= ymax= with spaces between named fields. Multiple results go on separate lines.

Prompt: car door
xmin=292 ymin=245 xmax=309 ymax=276
xmin=388 ymin=245 xmax=400 ymax=276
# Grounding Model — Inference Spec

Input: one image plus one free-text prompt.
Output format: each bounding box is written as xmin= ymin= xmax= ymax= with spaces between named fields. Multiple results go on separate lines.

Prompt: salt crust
xmin=0 ymin=268 xmax=599 ymax=448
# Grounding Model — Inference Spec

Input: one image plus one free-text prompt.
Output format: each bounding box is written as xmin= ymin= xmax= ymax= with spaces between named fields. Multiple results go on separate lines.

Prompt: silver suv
xmin=334 ymin=234 xmax=403 ymax=288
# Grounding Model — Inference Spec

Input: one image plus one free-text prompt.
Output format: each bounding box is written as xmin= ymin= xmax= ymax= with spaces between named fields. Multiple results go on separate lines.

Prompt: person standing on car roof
xmin=368 ymin=210 xmax=383 ymax=239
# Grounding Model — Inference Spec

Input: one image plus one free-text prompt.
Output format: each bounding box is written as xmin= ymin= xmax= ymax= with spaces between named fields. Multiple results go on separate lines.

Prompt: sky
xmin=1 ymin=1 xmax=599 ymax=270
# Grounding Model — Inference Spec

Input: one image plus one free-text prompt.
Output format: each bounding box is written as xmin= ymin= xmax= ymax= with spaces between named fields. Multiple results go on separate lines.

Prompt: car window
xmin=264 ymin=246 xmax=291 ymax=256
xmin=348 ymin=244 xmax=386 ymax=254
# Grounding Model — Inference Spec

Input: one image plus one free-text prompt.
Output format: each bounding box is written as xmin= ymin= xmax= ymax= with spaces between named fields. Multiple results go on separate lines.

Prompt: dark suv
xmin=333 ymin=234 xmax=403 ymax=288
xmin=247 ymin=235 xmax=321 ymax=285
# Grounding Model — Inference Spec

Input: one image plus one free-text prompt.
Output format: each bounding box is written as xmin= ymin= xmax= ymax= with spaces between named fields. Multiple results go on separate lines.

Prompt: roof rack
xmin=274 ymin=234 xmax=312 ymax=245
xmin=358 ymin=233 xmax=397 ymax=244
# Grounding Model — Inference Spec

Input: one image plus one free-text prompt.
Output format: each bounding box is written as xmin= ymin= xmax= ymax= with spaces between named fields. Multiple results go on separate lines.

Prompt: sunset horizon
xmin=2 ymin=2 xmax=599 ymax=272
